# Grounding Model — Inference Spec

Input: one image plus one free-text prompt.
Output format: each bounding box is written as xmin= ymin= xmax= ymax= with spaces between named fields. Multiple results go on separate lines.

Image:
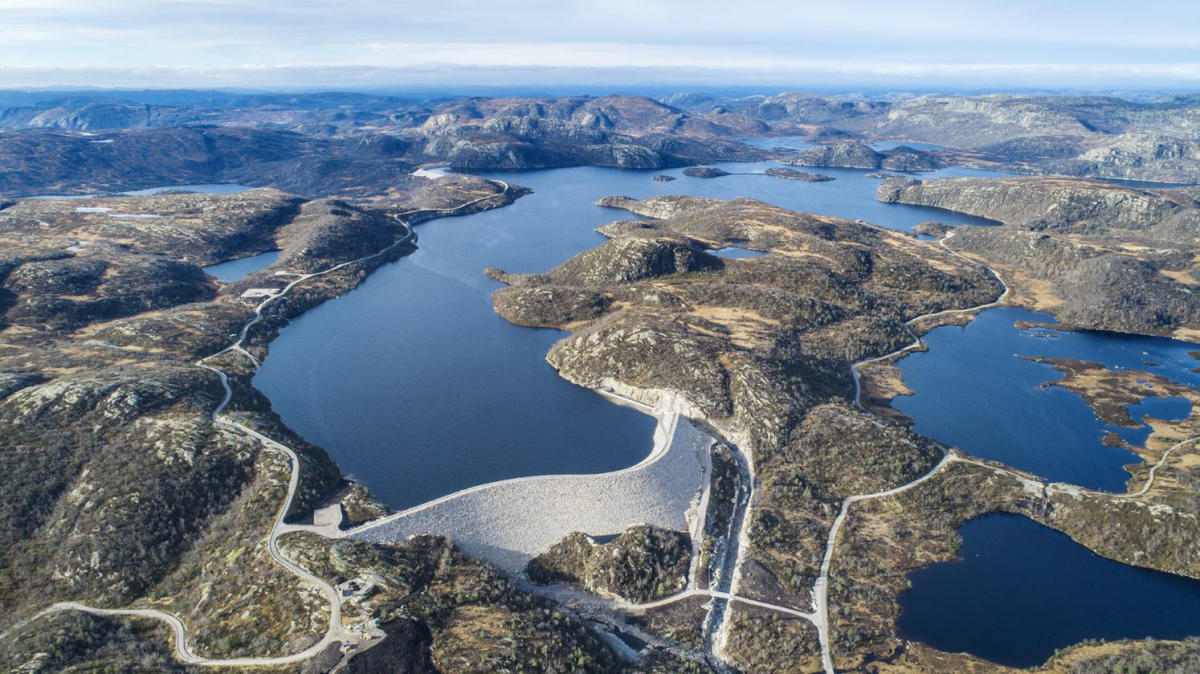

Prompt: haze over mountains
xmin=4 ymin=90 xmax=1200 ymax=198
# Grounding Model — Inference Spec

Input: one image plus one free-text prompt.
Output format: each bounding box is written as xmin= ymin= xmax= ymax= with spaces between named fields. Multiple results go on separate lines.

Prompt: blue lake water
xmin=250 ymin=152 xmax=1200 ymax=658
xmin=712 ymin=247 xmax=768 ymax=259
xmin=1115 ymin=396 xmax=1192 ymax=447
xmin=897 ymin=513 xmax=1200 ymax=667
xmin=203 ymin=250 xmax=280 ymax=282
xmin=894 ymin=307 xmax=1198 ymax=491
xmin=647 ymin=160 xmax=1006 ymax=230
xmin=255 ymin=160 xmax=1014 ymax=509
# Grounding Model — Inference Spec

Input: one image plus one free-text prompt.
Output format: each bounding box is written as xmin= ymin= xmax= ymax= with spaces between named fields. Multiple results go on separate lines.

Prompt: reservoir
xmin=897 ymin=513 xmax=1200 ymax=667
xmin=245 ymin=149 xmax=1200 ymax=661
xmin=254 ymin=159 xmax=1011 ymax=509
xmin=203 ymin=250 xmax=280 ymax=282
xmin=893 ymin=307 xmax=1198 ymax=491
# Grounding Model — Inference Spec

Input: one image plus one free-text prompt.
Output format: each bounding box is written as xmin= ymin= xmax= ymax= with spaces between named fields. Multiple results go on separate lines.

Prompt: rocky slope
xmin=0 ymin=126 xmax=416 ymax=198
xmin=677 ymin=92 xmax=1200 ymax=182
xmin=784 ymin=142 xmax=940 ymax=171
xmin=880 ymin=176 xmax=1200 ymax=336
xmin=878 ymin=176 xmax=1194 ymax=234
xmin=490 ymin=193 xmax=1000 ymax=630
xmin=408 ymin=95 xmax=768 ymax=171
xmin=0 ymin=94 xmax=781 ymax=198
xmin=527 ymin=526 xmax=692 ymax=603
xmin=488 ymin=193 xmax=1200 ymax=671
xmin=0 ymin=177 xmax=636 ymax=673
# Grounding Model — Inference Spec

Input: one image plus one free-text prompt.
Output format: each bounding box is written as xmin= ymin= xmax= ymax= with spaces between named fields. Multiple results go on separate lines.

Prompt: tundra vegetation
xmin=489 ymin=194 xmax=1200 ymax=671
xmin=2 ymin=89 xmax=1200 ymax=672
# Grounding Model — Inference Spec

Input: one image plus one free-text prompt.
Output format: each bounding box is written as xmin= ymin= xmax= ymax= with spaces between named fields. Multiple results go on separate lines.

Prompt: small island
xmin=764 ymin=167 xmax=836 ymax=182
xmin=682 ymin=166 xmax=730 ymax=178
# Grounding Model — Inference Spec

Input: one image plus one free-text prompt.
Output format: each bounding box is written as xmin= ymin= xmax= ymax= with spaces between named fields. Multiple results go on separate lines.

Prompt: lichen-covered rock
xmin=493 ymin=286 xmax=612 ymax=328
xmin=946 ymin=225 xmax=1200 ymax=337
xmin=879 ymin=176 xmax=1183 ymax=233
xmin=784 ymin=141 xmax=883 ymax=169
xmin=764 ymin=167 xmax=836 ymax=182
xmin=276 ymin=199 xmax=398 ymax=270
xmin=3 ymin=256 xmax=216 ymax=330
xmin=682 ymin=166 xmax=730 ymax=178
xmin=1057 ymin=253 xmax=1200 ymax=335
xmin=526 ymin=525 xmax=691 ymax=602
xmin=880 ymin=146 xmax=942 ymax=171
xmin=1052 ymin=133 xmax=1200 ymax=184
xmin=548 ymin=235 xmax=722 ymax=284
xmin=912 ymin=221 xmax=951 ymax=237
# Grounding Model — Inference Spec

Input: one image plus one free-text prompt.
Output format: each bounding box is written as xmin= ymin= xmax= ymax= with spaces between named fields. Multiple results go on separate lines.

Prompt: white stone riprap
xmin=348 ymin=397 xmax=711 ymax=576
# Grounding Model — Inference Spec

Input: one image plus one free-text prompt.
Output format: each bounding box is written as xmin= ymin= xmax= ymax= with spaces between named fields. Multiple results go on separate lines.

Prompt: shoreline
xmin=343 ymin=387 xmax=710 ymax=577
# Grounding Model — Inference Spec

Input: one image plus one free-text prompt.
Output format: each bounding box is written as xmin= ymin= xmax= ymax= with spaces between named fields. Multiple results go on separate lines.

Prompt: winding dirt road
xmin=4 ymin=201 xmax=1192 ymax=673
xmin=1 ymin=182 xmax=512 ymax=666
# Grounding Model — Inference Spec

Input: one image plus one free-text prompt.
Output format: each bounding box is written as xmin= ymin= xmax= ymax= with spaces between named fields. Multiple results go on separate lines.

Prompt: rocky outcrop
xmin=3 ymin=256 xmax=215 ymax=330
xmin=546 ymin=235 xmax=722 ymax=284
xmin=492 ymin=286 xmax=612 ymax=328
xmin=878 ymin=174 xmax=1200 ymax=335
xmin=682 ymin=166 xmax=730 ymax=178
xmin=0 ymin=126 xmax=416 ymax=198
xmin=595 ymin=194 xmax=724 ymax=220
xmin=783 ymin=142 xmax=939 ymax=172
xmin=912 ymin=222 xmax=951 ymax=237
xmin=946 ymin=227 xmax=1100 ymax=276
xmin=1050 ymin=134 xmax=1200 ymax=184
xmin=526 ymin=526 xmax=691 ymax=602
xmin=1057 ymin=254 xmax=1200 ymax=335
xmin=492 ymin=192 xmax=999 ymax=499
xmin=785 ymin=142 xmax=883 ymax=169
xmin=408 ymin=95 xmax=769 ymax=171
xmin=763 ymin=168 xmax=835 ymax=182
xmin=341 ymin=619 xmax=435 ymax=674
xmin=879 ymin=176 xmax=1186 ymax=234
xmin=276 ymin=199 xmax=398 ymax=270
xmin=0 ymin=189 xmax=312 ymax=330
xmin=880 ymin=146 xmax=942 ymax=171
xmin=945 ymin=226 xmax=1200 ymax=336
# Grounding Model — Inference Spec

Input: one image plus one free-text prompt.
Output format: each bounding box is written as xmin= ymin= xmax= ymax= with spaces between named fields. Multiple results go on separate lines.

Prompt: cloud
xmin=1 ymin=1 xmax=1198 ymax=88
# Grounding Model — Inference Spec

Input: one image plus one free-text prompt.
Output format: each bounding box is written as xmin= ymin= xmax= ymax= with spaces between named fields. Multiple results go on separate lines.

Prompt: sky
xmin=2 ymin=0 xmax=1199 ymax=91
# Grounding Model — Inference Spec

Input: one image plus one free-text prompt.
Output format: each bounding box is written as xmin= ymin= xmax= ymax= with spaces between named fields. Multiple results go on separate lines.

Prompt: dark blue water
xmin=255 ymin=161 xmax=1016 ymax=509
xmin=1114 ymin=396 xmax=1192 ymax=446
xmin=647 ymin=160 xmax=1007 ymax=230
xmin=203 ymin=250 xmax=280 ymax=282
xmin=713 ymin=247 xmax=768 ymax=259
xmin=897 ymin=514 xmax=1200 ymax=667
xmin=894 ymin=307 xmax=1198 ymax=491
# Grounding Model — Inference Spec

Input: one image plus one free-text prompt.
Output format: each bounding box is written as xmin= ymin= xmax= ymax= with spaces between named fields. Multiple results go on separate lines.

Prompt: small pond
xmin=203 ymin=250 xmax=281 ymax=282
xmin=712 ymin=247 xmax=768 ymax=259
